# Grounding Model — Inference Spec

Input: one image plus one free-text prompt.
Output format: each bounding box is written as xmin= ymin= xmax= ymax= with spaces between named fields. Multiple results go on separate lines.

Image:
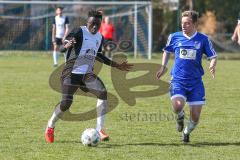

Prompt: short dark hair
xmin=182 ymin=10 xmax=199 ymax=23
xmin=56 ymin=6 xmax=64 ymax=10
xmin=88 ymin=9 xmax=103 ymax=20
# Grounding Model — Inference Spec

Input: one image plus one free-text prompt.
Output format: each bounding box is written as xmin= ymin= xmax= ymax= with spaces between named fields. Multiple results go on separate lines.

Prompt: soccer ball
xmin=81 ymin=128 xmax=101 ymax=147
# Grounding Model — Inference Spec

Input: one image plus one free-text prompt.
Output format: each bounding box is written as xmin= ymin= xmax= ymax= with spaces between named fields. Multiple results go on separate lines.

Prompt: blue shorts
xmin=170 ymin=79 xmax=205 ymax=106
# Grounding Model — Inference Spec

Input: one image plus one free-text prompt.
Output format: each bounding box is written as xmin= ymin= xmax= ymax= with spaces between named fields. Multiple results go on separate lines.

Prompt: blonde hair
xmin=182 ymin=10 xmax=199 ymax=23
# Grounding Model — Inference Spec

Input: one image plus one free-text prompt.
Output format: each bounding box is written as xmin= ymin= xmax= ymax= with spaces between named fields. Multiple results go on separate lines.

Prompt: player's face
xmin=87 ymin=17 xmax=102 ymax=34
xmin=104 ymin=17 xmax=109 ymax=23
xmin=56 ymin=8 xmax=63 ymax=16
xmin=181 ymin=16 xmax=196 ymax=35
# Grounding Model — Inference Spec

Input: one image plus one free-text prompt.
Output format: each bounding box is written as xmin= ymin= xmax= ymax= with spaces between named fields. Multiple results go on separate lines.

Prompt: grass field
xmin=0 ymin=52 xmax=240 ymax=160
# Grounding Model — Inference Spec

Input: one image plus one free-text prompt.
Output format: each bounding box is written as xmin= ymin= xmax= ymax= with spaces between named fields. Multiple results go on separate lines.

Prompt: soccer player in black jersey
xmin=45 ymin=9 xmax=133 ymax=143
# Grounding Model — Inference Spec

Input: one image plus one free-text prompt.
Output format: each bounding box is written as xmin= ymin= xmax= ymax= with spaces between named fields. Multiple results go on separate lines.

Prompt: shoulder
xmin=71 ymin=27 xmax=83 ymax=36
xmin=80 ymin=26 xmax=87 ymax=31
xmin=171 ymin=31 xmax=182 ymax=37
xmin=96 ymin=32 xmax=103 ymax=39
xmin=53 ymin=16 xmax=56 ymax=21
xmin=167 ymin=31 xmax=182 ymax=43
xmin=197 ymin=32 xmax=209 ymax=40
xmin=168 ymin=31 xmax=183 ymax=39
xmin=64 ymin=16 xmax=69 ymax=20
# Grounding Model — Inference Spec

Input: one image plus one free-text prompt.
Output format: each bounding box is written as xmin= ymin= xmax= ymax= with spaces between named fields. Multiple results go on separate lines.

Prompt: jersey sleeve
xmin=95 ymin=36 xmax=117 ymax=67
xmin=204 ymin=37 xmax=217 ymax=59
xmin=52 ymin=17 xmax=55 ymax=25
xmin=65 ymin=28 xmax=82 ymax=41
xmin=97 ymin=36 xmax=104 ymax=53
xmin=60 ymin=28 xmax=83 ymax=53
xmin=163 ymin=34 xmax=174 ymax=54
xmin=65 ymin=17 xmax=69 ymax=25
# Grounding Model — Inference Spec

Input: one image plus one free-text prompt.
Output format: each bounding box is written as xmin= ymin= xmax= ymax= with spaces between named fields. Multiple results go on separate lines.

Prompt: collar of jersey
xmin=183 ymin=31 xmax=198 ymax=40
xmin=83 ymin=26 xmax=99 ymax=36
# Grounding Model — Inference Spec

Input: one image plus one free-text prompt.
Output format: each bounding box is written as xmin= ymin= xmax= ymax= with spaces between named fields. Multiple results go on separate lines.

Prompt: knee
xmin=98 ymin=91 xmax=107 ymax=100
xmin=60 ymin=95 xmax=73 ymax=112
xmin=60 ymin=99 xmax=73 ymax=112
xmin=172 ymin=98 xmax=185 ymax=112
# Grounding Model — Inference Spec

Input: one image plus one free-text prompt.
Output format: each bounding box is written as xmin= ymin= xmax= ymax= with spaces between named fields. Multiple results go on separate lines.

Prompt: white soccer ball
xmin=81 ymin=128 xmax=101 ymax=147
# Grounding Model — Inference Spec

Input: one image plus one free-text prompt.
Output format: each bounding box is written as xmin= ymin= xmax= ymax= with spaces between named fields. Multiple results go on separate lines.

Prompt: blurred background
xmin=0 ymin=0 xmax=240 ymax=58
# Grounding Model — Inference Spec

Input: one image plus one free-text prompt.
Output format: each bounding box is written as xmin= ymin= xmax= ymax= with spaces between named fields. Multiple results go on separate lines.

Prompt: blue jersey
xmin=163 ymin=31 xmax=217 ymax=81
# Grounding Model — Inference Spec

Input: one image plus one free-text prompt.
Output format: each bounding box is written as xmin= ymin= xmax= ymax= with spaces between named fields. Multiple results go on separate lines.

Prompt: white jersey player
xmin=52 ymin=7 xmax=69 ymax=67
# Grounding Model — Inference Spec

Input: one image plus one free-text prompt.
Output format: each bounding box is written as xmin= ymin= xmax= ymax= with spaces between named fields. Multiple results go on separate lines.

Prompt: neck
xmin=185 ymin=29 xmax=197 ymax=37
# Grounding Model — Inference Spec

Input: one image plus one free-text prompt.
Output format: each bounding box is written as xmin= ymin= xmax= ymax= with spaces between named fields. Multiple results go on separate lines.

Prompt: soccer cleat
xmin=45 ymin=127 xmax=54 ymax=143
xmin=99 ymin=129 xmax=109 ymax=141
xmin=176 ymin=112 xmax=184 ymax=132
xmin=182 ymin=133 xmax=190 ymax=143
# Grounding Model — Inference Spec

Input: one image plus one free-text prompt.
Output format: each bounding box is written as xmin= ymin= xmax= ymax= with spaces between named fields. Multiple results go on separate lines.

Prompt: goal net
xmin=0 ymin=1 xmax=152 ymax=59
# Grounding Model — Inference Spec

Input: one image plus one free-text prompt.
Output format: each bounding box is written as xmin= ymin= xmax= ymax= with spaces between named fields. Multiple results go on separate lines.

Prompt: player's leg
xmin=45 ymin=76 xmax=78 ymax=143
xmin=53 ymin=38 xmax=62 ymax=67
xmin=171 ymin=96 xmax=186 ymax=132
xmin=60 ymin=38 xmax=67 ymax=62
xmin=82 ymin=74 xmax=109 ymax=141
xmin=53 ymin=39 xmax=58 ymax=67
xmin=182 ymin=105 xmax=202 ymax=143
xmin=170 ymin=81 xmax=187 ymax=132
xmin=182 ymin=81 xmax=205 ymax=143
xmin=47 ymin=80 xmax=78 ymax=128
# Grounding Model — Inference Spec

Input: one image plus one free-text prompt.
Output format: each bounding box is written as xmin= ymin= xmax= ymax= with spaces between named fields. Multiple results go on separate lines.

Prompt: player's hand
xmin=62 ymin=38 xmax=65 ymax=44
xmin=64 ymin=38 xmax=76 ymax=49
xmin=156 ymin=66 xmax=166 ymax=80
xmin=231 ymin=36 xmax=237 ymax=42
xmin=52 ymin=39 xmax=56 ymax=44
xmin=209 ymin=65 xmax=216 ymax=79
xmin=115 ymin=61 xmax=133 ymax=71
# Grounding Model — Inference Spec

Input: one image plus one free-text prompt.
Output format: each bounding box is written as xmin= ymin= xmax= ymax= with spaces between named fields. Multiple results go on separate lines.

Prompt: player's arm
xmin=62 ymin=17 xmax=70 ymax=41
xmin=156 ymin=34 xmax=174 ymax=80
xmin=96 ymin=52 xmax=133 ymax=71
xmin=204 ymin=37 xmax=218 ymax=78
xmin=156 ymin=51 xmax=170 ymax=80
xmin=231 ymin=25 xmax=239 ymax=42
xmin=95 ymin=36 xmax=132 ymax=71
xmin=59 ymin=28 xmax=81 ymax=52
xmin=52 ymin=26 xmax=56 ymax=43
xmin=52 ymin=17 xmax=56 ymax=43
xmin=209 ymin=57 xmax=217 ymax=79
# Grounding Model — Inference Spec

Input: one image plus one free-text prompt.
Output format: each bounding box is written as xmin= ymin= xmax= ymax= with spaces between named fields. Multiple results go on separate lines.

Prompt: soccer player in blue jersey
xmin=156 ymin=10 xmax=217 ymax=143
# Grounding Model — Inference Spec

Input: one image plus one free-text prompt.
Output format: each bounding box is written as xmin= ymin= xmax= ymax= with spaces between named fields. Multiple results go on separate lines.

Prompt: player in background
xmin=45 ymin=9 xmax=133 ymax=143
xmin=99 ymin=16 xmax=115 ymax=58
xmin=52 ymin=7 xmax=69 ymax=67
xmin=156 ymin=10 xmax=217 ymax=143
xmin=231 ymin=17 xmax=240 ymax=45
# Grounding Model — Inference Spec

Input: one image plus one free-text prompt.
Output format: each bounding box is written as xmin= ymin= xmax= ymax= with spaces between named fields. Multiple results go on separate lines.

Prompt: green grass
xmin=0 ymin=52 xmax=240 ymax=160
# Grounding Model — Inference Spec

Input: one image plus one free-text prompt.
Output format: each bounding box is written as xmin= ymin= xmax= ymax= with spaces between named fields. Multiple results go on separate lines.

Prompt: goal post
xmin=0 ymin=1 xmax=152 ymax=59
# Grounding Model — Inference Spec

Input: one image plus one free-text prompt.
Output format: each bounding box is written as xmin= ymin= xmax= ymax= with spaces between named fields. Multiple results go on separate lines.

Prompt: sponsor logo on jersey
xmin=181 ymin=49 xmax=187 ymax=56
